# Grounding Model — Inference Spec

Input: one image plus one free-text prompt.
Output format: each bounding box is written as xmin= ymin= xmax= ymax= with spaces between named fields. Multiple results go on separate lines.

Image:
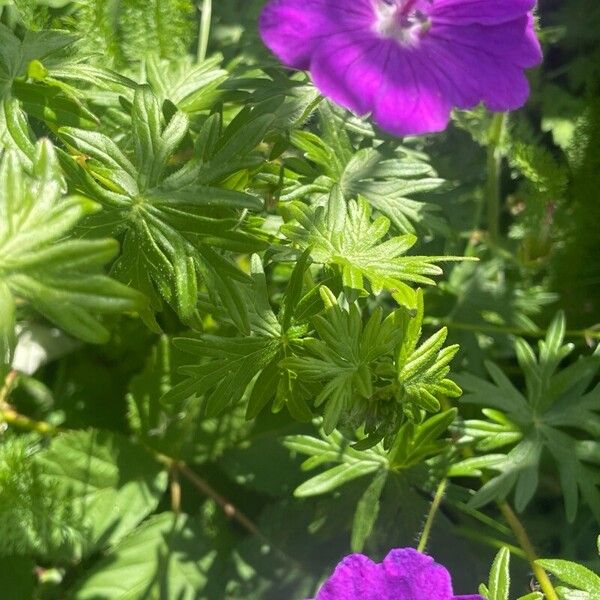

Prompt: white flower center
xmin=373 ymin=0 xmax=432 ymax=47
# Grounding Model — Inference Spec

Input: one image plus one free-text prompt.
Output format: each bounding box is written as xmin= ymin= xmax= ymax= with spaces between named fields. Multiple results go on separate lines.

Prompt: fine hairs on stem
xmin=417 ymin=478 xmax=448 ymax=553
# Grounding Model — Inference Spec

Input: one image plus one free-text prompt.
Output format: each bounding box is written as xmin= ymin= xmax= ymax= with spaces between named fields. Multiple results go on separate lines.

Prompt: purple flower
xmin=259 ymin=0 xmax=542 ymax=136
xmin=310 ymin=548 xmax=483 ymax=600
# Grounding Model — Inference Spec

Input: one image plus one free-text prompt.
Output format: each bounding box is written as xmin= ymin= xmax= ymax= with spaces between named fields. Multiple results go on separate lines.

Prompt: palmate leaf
xmin=282 ymin=287 xmax=405 ymax=434
xmin=285 ymin=409 xmax=456 ymax=550
xmin=127 ymin=335 xmax=251 ymax=463
xmin=281 ymin=186 xmax=461 ymax=310
xmin=283 ymin=288 xmax=461 ymax=441
xmin=454 ymin=312 xmax=600 ymax=522
xmin=284 ymin=429 xmax=388 ymax=498
xmin=59 ymin=86 xmax=271 ymax=323
xmin=0 ymin=23 xmax=103 ymax=153
xmin=144 ymin=54 xmax=228 ymax=115
xmin=0 ymin=141 xmax=146 ymax=371
xmin=281 ymin=102 xmax=446 ymax=234
xmin=162 ymin=253 xmax=316 ymax=420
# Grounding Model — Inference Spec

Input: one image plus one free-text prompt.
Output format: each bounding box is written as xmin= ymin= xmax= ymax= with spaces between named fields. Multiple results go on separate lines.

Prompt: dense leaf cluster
xmin=0 ymin=1 xmax=598 ymax=599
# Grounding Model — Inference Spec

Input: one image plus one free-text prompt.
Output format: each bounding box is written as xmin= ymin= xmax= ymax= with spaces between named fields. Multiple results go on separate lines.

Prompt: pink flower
xmin=259 ymin=0 xmax=542 ymax=136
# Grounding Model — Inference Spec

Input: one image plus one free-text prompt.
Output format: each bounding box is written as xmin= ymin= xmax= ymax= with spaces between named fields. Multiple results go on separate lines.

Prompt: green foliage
xmin=0 ymin=1 xmax=598 ymax=597
xmin=537 ymin=558 xmax=600 ymax=599
xmin=479 ymin=548 xmax=543 ymax=600
xmin=0 ymin=141 xmax=145 ymax=372
xmin=60 ymin=86 xmax=269 ymax=324
xmin=71 ymin=0 xmax=196 ymax=66
xmin=280 ymin=102 xmax=446 ymax=233
xmin=67 ymin=512 xmax=218 ymax=599
xmin=0 ymin=435 xmax=76 ymax=557
xmin=283 ymin=288 xmax=460 ymax=438
xmin=281 ymin=186 xmax=458 ymax=310
xmin=454 ymin=313 xmax=600 ymax=521
xmin=36 ymin=429 xmax=168 ymax=558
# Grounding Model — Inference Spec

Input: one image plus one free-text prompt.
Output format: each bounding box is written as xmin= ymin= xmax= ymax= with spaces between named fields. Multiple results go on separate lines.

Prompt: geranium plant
xmin=0 ymin=1 xmax=599 ymax=599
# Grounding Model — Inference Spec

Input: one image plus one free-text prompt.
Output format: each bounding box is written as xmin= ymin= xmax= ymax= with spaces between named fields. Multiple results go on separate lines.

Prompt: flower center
xmin=373 ymin=0 xmax=432 ymax=47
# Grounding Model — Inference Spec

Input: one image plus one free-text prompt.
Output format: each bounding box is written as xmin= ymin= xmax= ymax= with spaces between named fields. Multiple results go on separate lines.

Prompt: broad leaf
xmin=36 ymin=429 xmax=168 ymax=557
xmin=67 ymin=512 xmax=219 ymax=600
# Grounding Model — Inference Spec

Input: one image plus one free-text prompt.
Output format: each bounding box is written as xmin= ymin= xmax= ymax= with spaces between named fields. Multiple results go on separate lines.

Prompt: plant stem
xmin=0 ymin=370 xmax=59 ymax=435
xmin=0 ymin=370 xmax=17 ymax=404
xmin=486 ymin=112 xmax=507 ymax=243
xmin=197 ymin=0 xmax=212 ymax=62
xmin=417 ymin=478 xmax=448 ymax=552
xmin=170 ymin=466 xmax=182 ymax=514
xmin=0 ymin=405 xmax=58 ymax=435
xmin=157 ymin=456 xmax=263 ymax=540
xmin=498 ymin=501 xmax=558 ymax=600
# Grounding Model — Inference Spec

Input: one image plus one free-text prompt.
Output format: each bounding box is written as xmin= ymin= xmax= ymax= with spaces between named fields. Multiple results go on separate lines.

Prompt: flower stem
xmin=486 ymin=112 xmax=507 ymax=243
xmin=498 ymin=501 xmax=558 ymax=600
xmin=197 ymin=0 xmax=212 ymax=62
xmin=417 ymin=478 xmax=448 ymax=553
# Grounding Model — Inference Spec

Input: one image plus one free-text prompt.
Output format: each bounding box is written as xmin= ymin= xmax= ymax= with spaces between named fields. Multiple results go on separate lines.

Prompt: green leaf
xmin=486 ymin=547 xmax=511 ymax=600
xmin=0 ymin=556 xmax=35 ymax=598
xmin=281 ymin=188 xmax=460 ymax=310
xmin=145 ymin=54 xmax=228 ymax=114
xmin=294 ymin=461 xmax=381 ymax=497
xmin=67 ymin=512 xmax=219 ymax=600
xmin=458 ymin=311 xmax=600 ymax=520
xmin=351 ymin=469 xmax=388 ymax=552
xmin=285 ymin=429 xmax=387 ymax=498
xmin=0 ymin=281 xmax=15 ymax=375
xmin=36 ymin=429 xmax=168 ymax=557
xmin=72 ymin=0 xmax=196 ymax=65
xmin=281 ymin=291 xmax=403 ymax=434
xmin=537 ymin=559 xmax=600 ymax=594
xmin=60 ymin=87 xmax=267 ymax=323
xmin=283 ymin=104 xmax=446 ymax=233
xmin=0 ymin=141 xmax=146 ymax=344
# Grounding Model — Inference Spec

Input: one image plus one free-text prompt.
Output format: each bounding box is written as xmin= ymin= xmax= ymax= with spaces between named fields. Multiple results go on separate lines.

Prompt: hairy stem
xmin=486 ymin=112 xmax=507 ymax=243
xmin=417 ymin=478 xmax=448 ymax=553
xmin=197 ymin=0 xmax=212 ymax=62
xmin=498 ymin=501 xmax=558 ymax=600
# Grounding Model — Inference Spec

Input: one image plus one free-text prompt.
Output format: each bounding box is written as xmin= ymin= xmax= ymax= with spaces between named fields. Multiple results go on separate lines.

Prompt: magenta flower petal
xmin=312 ymin=553 xmax=387 ymax=600
xmin=259 ymin=0 xmax=371 ymax=70
xmin=432 ymin=0 xmax=536 ymax=25
xmin=312 ymin=548 xmax=483 ymax=600
xmin=259 ymin=0 xmax=542 ymax=136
